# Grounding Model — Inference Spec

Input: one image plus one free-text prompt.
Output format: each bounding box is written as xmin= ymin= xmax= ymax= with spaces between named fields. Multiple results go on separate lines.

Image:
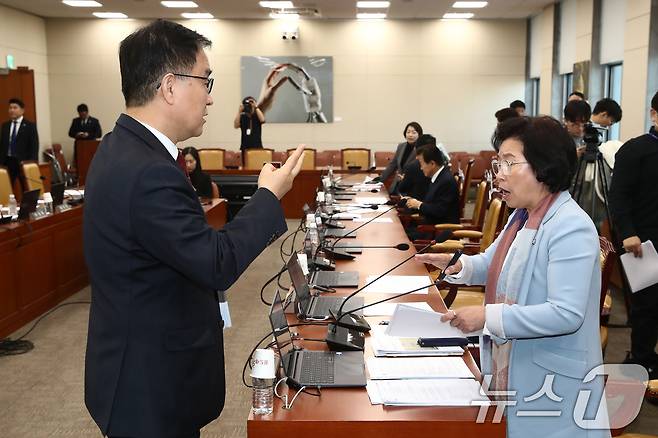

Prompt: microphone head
xmin=370 ymin=188 xmax=379 ymax=193
xmin=368 ymin=204 xmax=379 ymax=210
xmin=395 ymin=243 xmax=410 ymax=251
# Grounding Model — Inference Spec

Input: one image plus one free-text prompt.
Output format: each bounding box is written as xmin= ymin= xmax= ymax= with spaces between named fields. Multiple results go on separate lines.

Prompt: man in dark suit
xmin=403 ymin=142 xmax=459 ymax=239
xmin=0 ymin=98 xmax=39 ymax=184
xmin=68 ymin=103 xmax=102 ymax=140
xmin=83 ymin=20 xmax=305 ymax=438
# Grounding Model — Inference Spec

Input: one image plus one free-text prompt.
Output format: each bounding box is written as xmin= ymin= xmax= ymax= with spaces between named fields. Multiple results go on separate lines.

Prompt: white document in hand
xmin=620 ymin=241 xmax=658 ymax=293
xmin=386 ymin=304 xmax=481 ymax=338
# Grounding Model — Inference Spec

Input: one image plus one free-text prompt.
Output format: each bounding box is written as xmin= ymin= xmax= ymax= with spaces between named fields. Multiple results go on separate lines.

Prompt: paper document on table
xmin=366 ymin=357 xmax=475 ymax=380
xmin=331 ymin=213 xmax=361 ymax=220
xmin=352 ymin=217 xmax=393 ymax=223
xmin=386 ymin=304 xmax=482 ymax=338
xmin=370 ymin=325 xmax=464 ymax=357
xmin=363 ymin=301 xmax=433 ymax=316
xmin=357 ymin=196 xmax=388 ymax=205
xmin=366 ymin=379 xmax=490 ymax=406
xmin=620 ymin=241 xmax=658 ymax=292
xmin=361 ymin=275 xmax=431 ymax=295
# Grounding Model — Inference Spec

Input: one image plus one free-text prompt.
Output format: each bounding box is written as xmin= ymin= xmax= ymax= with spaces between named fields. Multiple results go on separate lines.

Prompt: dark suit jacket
xmin=397 ymin=159 xmax=429 ymax=201
xmin=0 ymin=118 xmax=39 ymax=163
xmin=380 ymin=141 xmax=416 ymax=182
xmin=83 ymin=114 xmax=286 ymax=438
xmin=418 ymin=166 xmax=460 ymax=225
xmin=69 ymin=116 xmax=102 ymax=139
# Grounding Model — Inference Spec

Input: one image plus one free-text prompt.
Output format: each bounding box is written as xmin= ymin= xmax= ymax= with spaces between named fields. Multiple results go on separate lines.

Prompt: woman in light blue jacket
xmin=417 ymin=116 xmax=609 ymax=437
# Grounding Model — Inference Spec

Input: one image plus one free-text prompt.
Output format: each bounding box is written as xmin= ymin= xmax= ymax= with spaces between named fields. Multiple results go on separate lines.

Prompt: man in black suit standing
xmin=68 ymin=103 xmax=102 ymax=140
xmin=402 ymin=141 xmax=459 ymax=239
xmin=83 ymin=20 xmax=305 ymax=438
xmin=0 ymin=98 xmax=39 ymax=184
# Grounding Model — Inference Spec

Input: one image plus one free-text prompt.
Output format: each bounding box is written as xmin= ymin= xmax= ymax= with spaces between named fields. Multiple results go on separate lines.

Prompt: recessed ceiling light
xmin=443 ymin=12 xmax=474 ymax=19
xmin=452 ymin=1 xmax=488 ymax=8
xmin=62 ymin=0 xmax=102 ymax=6
xmin=161 ymin=1 xmax=198 ymax=7
xmin=356 ymin=1 xmax=390 ymax=7
xmin=269 ymin=12 xmax=300 ymax=19
xmin=356 ymin=12 xmax=386 ymax=19
xmin=92 ymin=12 xmax=128 ymax=18
xmin=260 ymin=1 xmax=294 ymax=8
xmin=181 ymin=12 xmax=214 ymax=19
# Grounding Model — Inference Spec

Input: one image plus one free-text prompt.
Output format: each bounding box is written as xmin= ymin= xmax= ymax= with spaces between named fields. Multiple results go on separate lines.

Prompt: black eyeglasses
xmin=157 ymin=73 xmax=214 ymax=94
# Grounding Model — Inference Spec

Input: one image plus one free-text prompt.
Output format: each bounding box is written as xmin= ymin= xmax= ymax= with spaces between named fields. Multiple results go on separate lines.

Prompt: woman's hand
xmin=441 ymin=306 xmax=485 ymax=333
xmin=414 ymin=253 xmax=463 ymax=275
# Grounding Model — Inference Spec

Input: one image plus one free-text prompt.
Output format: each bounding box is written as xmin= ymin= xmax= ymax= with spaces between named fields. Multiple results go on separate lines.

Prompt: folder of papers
xmin=366 ymin=379 xmax=490 ymax=406
xmin=366 ymin=357 xmax=475 ymax=380
xmin=619 ymin=240 xmax=658 ymax=293
xmin=370 ymin=325 xmax=464 ymax=357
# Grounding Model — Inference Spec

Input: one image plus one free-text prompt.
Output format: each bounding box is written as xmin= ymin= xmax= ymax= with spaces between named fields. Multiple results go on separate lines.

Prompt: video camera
xmin=582 ymin=122 xmax=607 ymax=162
xmin=241 ymin=97 xmax=254 ymax=115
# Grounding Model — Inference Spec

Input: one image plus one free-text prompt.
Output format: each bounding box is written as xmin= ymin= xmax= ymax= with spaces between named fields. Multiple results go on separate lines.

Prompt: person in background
xmin=591 ymin=98 xmax=622 ymax=129
xmin=568 ymin=91 xmax=586 ymax=102
xmin=609 ymin=90 xmax=658 ymax=380
xmin=496 ymin=107 xmax=520 ymax=124
xmin=182 ymin=146 xmax=213 ymax=198
xmin=509 ymin=99 xmax=526 ymax=116
xmin=234 ymin=96 xmax=265 ymax=152
xmin=397 ymin=133 xmax=434 ymax=202
xmin=563 ymin=99 xmax=592 ymax=148
xmin=0 ymin=98 xmax=39 ymax=185
xmin=416 ymin=116 xmax=607 ymax=438
xmin=376 ymin=121 xmax=423 ymax=191
xmin=68 ymin=103 xmax=102 ymax=140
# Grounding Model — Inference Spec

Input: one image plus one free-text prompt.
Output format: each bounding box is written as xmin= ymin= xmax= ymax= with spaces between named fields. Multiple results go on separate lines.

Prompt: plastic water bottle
xmin=308 ymin=223 xmax=319 ymax=247
xmin=8 ymin=194 xmax=17 ymax=216
xmin=251 ymin=377 xmax=274 ymax=415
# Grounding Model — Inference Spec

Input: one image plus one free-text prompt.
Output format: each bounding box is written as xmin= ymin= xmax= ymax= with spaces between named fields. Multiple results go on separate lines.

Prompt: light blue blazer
xmin=455 ymin=191 xmax=610 ymax=437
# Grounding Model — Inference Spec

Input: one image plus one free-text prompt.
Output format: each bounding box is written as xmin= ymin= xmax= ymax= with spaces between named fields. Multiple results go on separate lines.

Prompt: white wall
xmin=45 ymin=18 xmax=526 ymax=158
xmin=0 ymin=4 xmax=52 ymax=155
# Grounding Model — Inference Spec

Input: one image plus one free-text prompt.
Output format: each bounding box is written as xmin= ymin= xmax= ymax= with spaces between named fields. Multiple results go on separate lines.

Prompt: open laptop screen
xmin=268 ymin=290 xmax=294 ymax=375
xmin=286 ymin=254 xmax=312 ymax=311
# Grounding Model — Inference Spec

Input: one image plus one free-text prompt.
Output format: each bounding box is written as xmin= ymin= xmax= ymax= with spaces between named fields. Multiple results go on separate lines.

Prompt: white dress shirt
xmin=131 ymin=116 xmax=178 ymax=160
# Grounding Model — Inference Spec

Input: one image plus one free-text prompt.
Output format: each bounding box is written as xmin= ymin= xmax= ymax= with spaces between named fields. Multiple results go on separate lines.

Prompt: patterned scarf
xmin=485 ymin=192 xmax=559 ymax=392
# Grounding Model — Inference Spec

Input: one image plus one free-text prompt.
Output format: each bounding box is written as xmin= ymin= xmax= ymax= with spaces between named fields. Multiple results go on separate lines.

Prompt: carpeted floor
xmin=0 ymin=219 xmax=656 ymax=437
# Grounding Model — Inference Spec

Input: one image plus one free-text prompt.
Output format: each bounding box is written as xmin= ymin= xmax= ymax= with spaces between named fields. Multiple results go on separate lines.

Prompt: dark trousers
xmin=3 ymin=156 xmax=20 ymax=184
xmin=630 ymin=281 xmax=658 ymax=368
xmin=109 ymin=432 xmax=199 ymax=438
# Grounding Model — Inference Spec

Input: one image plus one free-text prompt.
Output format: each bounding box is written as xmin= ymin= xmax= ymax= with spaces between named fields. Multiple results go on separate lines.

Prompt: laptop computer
xmin=50 ymin=182 xmax=65 ymax=207
xmin=18 ymin=189 xmax=41 ymax=220
xmin=287 ymin=254 xmax=363 ymax=319
xmin=268 ymin=290 xmax=366 ymax=388
xmin=323 ymin=229 xmax=357 ymax=238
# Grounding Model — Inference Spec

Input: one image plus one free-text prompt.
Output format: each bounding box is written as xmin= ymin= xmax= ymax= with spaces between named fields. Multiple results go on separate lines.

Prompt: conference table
xmin=247 ymin=174 xmax=505 ymax=437
xmin=0 ymin=196 xmax=227 ymax=339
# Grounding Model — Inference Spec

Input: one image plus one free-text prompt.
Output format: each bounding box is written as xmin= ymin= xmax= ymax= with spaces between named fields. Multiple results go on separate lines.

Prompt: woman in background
xmin=376 ymin=121 xmax=423 ymax=192
xmin=182 ymin=146 xmax=213 ymax=198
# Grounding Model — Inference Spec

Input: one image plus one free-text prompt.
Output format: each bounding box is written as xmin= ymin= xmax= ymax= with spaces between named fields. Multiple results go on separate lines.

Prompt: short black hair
xmin=493 ymin=116 xmax=576 ymax=193
xmin=119 ymin=19 xmax=211 ymax=107
xmin=509 ymin=100 xmax=526 ymax=110
xmin=564 ymin=100 xmax=591 ymax=123
xmin=8 ymin=98 xmax=24 ymax=108
xmin=495 ymin=107 xmax=519 ymax=123
xmin=77 ymin=103 xmax=89 ymax=113
xmin=416 ymin=134 xmax=436 ymax=149
xmin=569 ymin=91 xmax=586 ymax=99
xmin=592 ymin=98 xmax=622 ymax=122
xmin=181 ymin=146 xmax=202 ymax=172
xmin=652 ymin=91 xmax=658 ymax=112
xmin=416 ymin=140 xmax=446 ymax=166
xmin=403 ymin=121 xmax=423 ymax=138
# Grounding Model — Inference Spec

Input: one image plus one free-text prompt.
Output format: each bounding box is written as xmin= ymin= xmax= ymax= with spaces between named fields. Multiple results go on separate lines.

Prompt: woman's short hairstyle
xmin=493 ymin=116 xmax=576 ymax=193
xmin=181 ymin=146 xmax=203 ymax=172
xmin=403 ymin=121 xmax=423 ymax=138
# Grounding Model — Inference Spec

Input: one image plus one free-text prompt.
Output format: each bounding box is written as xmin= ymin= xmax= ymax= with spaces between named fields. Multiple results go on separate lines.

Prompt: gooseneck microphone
xmin=334 ymin=243 xmax=411 ymax=251
xmin=325 ymin=250 xmax=462 ymax=351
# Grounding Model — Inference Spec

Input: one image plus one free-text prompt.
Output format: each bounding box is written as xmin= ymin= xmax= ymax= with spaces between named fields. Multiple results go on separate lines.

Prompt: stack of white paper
xmin=366 ymin=379 xmax=490 ymax=406
xmin=620 ymin=241 xmax=658 ymax=292
xmin=361 ymin=275 xmax=432 ymax=295
xmin=366 ymin=357 xmax=475 ymax=380
xmin=370 ymin=325 xmax=464 ymax=357
xmin=356 ymin=196 xmax=388 ymax=205
xmin=352 ymin=217 xmax=394 ymax=223
xmin=363 ymin=301 xmax=433 ymax=317
xmin=386 ymin=304 xmax=482 ymax=338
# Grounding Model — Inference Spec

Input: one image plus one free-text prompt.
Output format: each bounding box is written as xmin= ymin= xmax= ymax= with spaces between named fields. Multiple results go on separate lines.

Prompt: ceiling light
xmin=270 ymin=12 xmax=300 ymax=19
xmin=356 ymin=1 xmax=390 ymax=7
xmin=181 ymin=12 xmax=214 ymax=18
xmin=161 ymin=1 xmax=198 ymax=7
xmin=93 ymin=12 xmax=128 ymax=18
xmin=260 ymin=1 xmax=294 ymax=7
xmin=452 ymin=1 xmax=488 ymax=8
xmin=442 ymin=12 xmax=474 ymax=19
xmin=62 ymin=0 xmax=102 ymax=6
xmin=356 ymin=12 xmax=386 ymax=19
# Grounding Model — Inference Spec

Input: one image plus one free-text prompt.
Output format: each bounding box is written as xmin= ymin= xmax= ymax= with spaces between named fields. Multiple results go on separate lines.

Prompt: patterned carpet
xmin=0 ymin=219 xmax=656 ymax=437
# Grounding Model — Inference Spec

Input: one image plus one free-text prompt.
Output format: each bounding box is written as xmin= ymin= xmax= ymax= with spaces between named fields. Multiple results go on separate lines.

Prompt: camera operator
xmin=564 ymin=99 xmax=592 ymax=149
xmin=590 ymin=98 xmax=622 ymax=142
xmin=609 ymin=91 xmax=658 ymax=379
xmin=233 ymin=96 xmax=265 ymax=151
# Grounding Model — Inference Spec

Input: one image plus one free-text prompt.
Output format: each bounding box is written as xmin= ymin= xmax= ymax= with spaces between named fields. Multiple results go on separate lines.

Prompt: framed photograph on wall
xmin=240 ymin=56 xmax=333 ymax=123
xmin=572 ymin=60 xmax=590 ymax=98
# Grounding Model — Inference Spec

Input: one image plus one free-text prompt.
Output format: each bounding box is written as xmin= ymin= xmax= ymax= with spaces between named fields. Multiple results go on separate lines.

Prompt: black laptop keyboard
xmin=300 ymin=351 xmax=335 ymax=385
xmin=312 ymin=297 xmax=342 ymax=315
